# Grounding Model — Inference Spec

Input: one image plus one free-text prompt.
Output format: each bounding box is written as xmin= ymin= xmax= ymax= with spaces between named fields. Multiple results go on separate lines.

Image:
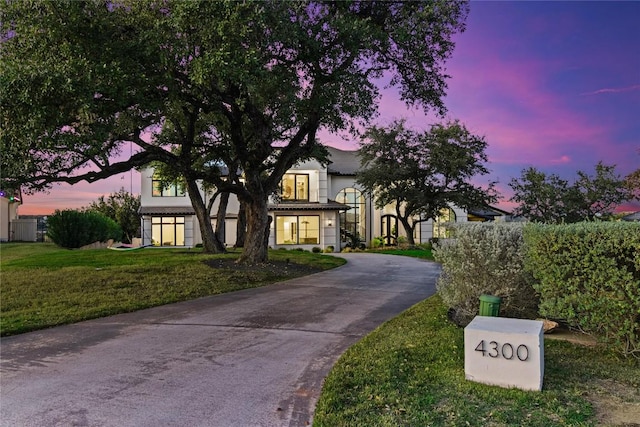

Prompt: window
xmin=151 ymin=217 xmax=185 ymax=246
xmin=280 ymin=174 xmax=309 ymax=201
xmin=336 ymin=188 xmax=366 ymax=241
xmin=152 ymin=176 xmax=185 ymax=197
xmin=433 ymin=208 xmax=456 ymax=239
xmin=276 ymin=215 xmax=319 ymax=245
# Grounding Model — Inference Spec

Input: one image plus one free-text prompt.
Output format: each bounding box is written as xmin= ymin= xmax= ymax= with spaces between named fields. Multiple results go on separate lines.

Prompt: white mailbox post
xmin=464 ymin=316 xmax=544 ymax=391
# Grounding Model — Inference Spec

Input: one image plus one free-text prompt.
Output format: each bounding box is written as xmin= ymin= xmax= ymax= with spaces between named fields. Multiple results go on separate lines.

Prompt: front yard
xmin=313 ymin=295 xmax=640 ymax=426
xmin=0 ymin=243 xmax=344 ymax=336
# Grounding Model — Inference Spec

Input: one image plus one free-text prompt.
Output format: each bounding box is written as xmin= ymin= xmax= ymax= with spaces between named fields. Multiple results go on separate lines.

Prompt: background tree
xmin=624 ymin=150 xmax=640 ymax=201
xmin=1 ymin=0 xmax=469 ymax=263
xmin=509 ymin=162 xmax=634 ymax=223
xmin=84 ymin=188 xmax=141 ymax=244
xmin=357 ymin=119 xmax=497 ymax=245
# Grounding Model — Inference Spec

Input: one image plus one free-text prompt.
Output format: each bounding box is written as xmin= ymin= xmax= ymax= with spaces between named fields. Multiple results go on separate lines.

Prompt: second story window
xmin=152 ymin=176 xmax=186 ymax=197
xmin=281 ymin=173 xmax=309 ymax=201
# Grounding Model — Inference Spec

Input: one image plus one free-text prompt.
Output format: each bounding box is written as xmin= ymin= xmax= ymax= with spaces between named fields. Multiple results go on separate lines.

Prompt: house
xmin=0 ymin=190 xmax=21 ymax=242
xmin=138 ymin=147 xmax=501 ymax=250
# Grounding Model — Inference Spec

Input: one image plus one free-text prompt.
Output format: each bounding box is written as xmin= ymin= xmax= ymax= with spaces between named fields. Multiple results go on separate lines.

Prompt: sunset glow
xmin=18 ymin=1 xmax=640 ymax=215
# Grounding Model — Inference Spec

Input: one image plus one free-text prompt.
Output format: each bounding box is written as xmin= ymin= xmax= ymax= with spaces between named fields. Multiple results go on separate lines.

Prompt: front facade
xmin=139 ymin=147 xmax=484 ymax=251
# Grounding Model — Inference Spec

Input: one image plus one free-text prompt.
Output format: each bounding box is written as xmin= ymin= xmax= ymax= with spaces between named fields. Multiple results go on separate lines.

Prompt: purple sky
xmin=21 ymin=1 xmax=640 ymax=215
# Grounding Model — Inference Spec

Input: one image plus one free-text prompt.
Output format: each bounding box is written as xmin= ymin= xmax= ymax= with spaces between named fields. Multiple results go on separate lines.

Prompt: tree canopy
xmin=1 ymin=0 xmax=469 ymax=262
xmin=509 ymin=162 xmax=635 ymax=223
xmin=357 ymin=119 xmax=497 ymax=244
xmin=84 ymin=188 xmax=140 ymax=244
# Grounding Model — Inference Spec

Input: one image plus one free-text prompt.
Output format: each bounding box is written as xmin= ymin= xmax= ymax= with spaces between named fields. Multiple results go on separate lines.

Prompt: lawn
xmin=365 ymin=244 xmax=434 ymax=260
xmin=0 ymin=243 xmax=345 ymax=336
xmin=313 ymin=295 xmax=640 ymax=426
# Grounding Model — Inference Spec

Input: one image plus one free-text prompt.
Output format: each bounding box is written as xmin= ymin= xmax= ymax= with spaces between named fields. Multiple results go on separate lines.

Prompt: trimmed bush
xmin=47 ymin=209 xmax=123 ymax=249
xmin=312 ymin=246 xmax=322 ymax=253
xmin=434 ymin=223 xmax=537 ymax=326
xmin=523 ymin=222 xmax=640 ymax=358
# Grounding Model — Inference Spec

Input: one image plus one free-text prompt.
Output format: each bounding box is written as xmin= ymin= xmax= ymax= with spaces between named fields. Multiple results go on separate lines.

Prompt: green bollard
xmin=479 ymin=294 xmax=502 ymax=317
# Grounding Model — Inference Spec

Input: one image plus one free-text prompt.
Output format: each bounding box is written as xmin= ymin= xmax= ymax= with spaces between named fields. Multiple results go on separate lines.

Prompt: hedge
xmin=523 ymin=221 xmax=640 ymax=358
xmin=434 ymin=223 xmax=538 ymax=326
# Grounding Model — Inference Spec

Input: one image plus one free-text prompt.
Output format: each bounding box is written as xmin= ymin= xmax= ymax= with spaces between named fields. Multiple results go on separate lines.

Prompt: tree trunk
xmin=215 ymin=191 xmax=229 ymax=244
xmin=186 ymin=179 xmax=226 ymax=253
xmin=396 ymin=205 xmax=416 ymax=246
xmin=237 ymin=196 xmax=270 ymax=264
xmin=235 ymin=200 xmax=246 ymax=248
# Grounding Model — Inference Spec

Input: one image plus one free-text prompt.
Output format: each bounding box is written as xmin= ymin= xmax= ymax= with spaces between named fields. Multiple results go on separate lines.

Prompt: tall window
xmin=336 ymin=188 xmax=366 ymax=241
xmin=151 ymin=217 xmax=185 ymax=246
xmin=152 ymin=176 xmax=185 ymax=197
xmin=433 ymin=208 xmax=456 ymax=239
xmin=280 ymin=174 xmax=309 ymax=201
xmin=276 ymin=215 xmax=319 ymax=244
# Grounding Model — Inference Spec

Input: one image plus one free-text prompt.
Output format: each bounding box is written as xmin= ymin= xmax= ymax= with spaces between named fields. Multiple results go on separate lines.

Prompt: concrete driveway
xmin=0 ymin=253 xmax=440 ymax=427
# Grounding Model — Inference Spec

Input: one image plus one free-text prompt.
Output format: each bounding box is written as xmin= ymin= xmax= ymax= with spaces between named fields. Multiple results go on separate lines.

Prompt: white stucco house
xmin=138 ymin=147 xmax=501 ymax=251
xmin=0 ymin=191 xmax=20 ymax=242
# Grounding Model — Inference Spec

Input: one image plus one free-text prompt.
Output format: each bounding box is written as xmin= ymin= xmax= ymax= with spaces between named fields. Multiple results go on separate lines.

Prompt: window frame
xmin=151 ymin=216 xmax=186 ymax=246
xmin=280 ymin=173 xmax=310 ymax=202
xmin=432 ymin=207 xmax=456 ymax=239
xmin=336 ymin=187 xmax=366 ymax=242
xmin=275 ymin=215 xmax=320 ymax=245
xmin=152 ymin=176 xmax=186 ymax=197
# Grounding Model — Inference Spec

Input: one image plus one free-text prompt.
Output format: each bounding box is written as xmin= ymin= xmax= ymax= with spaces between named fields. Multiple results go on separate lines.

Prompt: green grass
xmin=371 ymin=247 xmax=434 ymax=260
xmin=0 ymin=243 xmax=345 ymax=336
xmin=364 ymin=243 xmax=434 ymax=260
xmin=314 ymin=295 xmax=640 ymax=427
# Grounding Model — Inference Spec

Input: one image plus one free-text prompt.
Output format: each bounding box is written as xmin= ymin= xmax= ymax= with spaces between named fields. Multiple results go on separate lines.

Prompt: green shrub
xmin=434 ymin=223 xmax=537 ymax=326
xmin=312 ymin=246 xmax=322 ymax=253
xmin=370 ymin=236 xmax=384 ymax=248
xmin=324 ymin=245 xmax=334 ymax=253
xmin=523 ymin=222 xmax=640 ymax=358
xmin=47 ymin=210 xmax=123 ymax=249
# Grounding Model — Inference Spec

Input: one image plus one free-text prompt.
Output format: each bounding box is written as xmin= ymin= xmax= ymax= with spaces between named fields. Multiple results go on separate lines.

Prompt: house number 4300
xmin=475 ymin=340 xmax=529 ymax=361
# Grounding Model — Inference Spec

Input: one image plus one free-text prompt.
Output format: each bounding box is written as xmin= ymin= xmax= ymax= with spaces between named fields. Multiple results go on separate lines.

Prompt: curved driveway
xmin=1 ymin=253 xmax=440 ymax=427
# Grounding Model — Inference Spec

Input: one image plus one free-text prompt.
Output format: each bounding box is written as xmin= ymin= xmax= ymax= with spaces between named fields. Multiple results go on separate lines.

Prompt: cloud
xmin=581 ymin=85 xmax=640 ymax=96
xmin=551 ymin=155 xmax=572 ymax=165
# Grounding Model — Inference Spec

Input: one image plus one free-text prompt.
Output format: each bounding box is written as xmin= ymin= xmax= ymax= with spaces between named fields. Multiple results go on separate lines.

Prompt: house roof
xmin=621 ymin=211 xmax=640 ymax=221
xmin=139 ymin=206 xmax=196 ymax=215
xmin=268 ymin=200 xmax=351 ymax=211
xmin=141 ymin=201 xmax=350 ymax=216
xmin=326 ymin=147 xmax=360 ymax=176
xmin=467 ymin=205 xmax=512 ymax=221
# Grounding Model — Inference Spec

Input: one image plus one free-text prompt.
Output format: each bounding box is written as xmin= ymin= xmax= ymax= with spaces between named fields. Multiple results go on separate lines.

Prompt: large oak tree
xmin=1 ymin=0 xmax=469 ymax=263
xmin=357 ymin=119 xmax=497 ymax=245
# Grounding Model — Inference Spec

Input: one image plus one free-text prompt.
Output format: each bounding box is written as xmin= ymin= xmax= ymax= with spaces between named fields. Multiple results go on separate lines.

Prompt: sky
xmin=18 ymin=1 xmax=640 ymax=215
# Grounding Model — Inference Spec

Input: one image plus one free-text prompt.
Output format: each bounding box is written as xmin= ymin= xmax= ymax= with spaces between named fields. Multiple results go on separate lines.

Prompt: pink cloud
xmin=550 ymin=155 xmax=572 ymax=165
xmin=581 ymin=85 xmax=640 ymax=96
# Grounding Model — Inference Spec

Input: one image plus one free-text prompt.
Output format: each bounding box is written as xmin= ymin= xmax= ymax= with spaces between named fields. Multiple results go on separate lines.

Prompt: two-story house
xmin=138 ymin=147 xmax=474 ymax=251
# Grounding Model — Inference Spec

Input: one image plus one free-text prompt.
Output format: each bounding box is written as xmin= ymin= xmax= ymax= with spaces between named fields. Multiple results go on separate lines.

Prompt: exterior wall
xmin=0 ymin=197 xmax=20 ymax=242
